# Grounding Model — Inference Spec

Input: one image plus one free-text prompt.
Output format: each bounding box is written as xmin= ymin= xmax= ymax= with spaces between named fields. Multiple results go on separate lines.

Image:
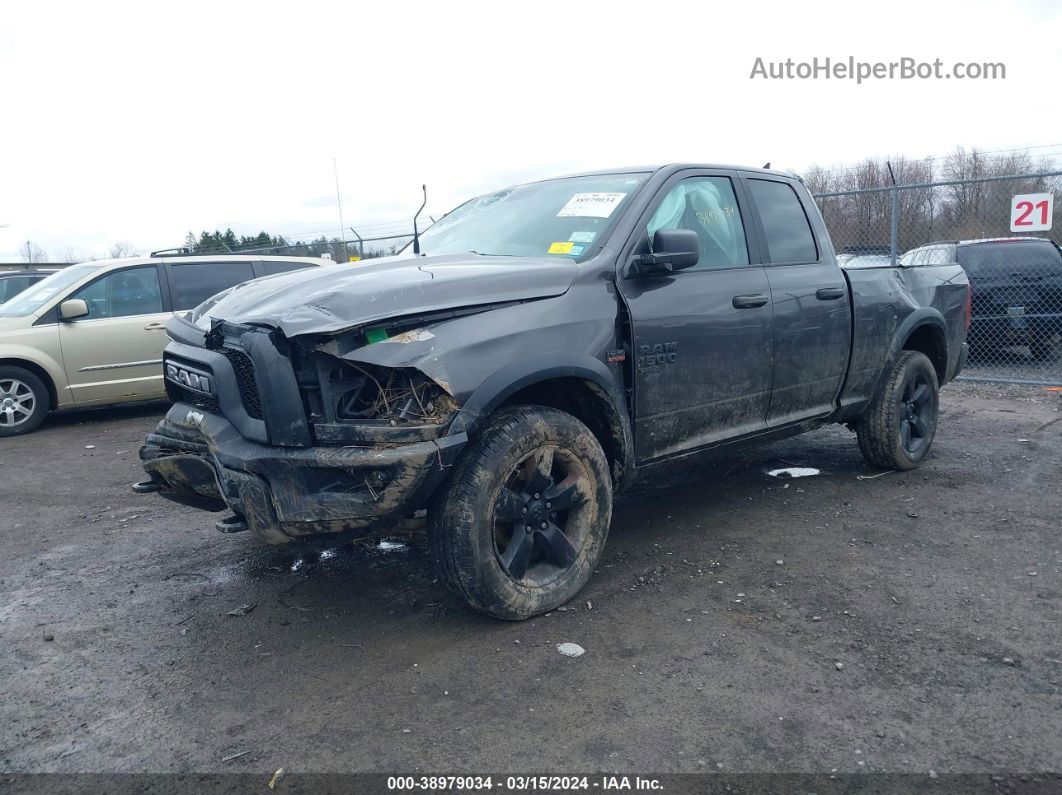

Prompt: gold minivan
xmin=0 ymin=254 xmax=330 ymax=436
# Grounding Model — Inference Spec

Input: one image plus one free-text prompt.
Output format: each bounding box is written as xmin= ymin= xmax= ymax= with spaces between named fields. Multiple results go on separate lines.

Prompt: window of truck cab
xmin=643 ymin=176 xmax=751 ymax=270
xmin=408 ymin=172 xmax=650 ymax=262
xmin=745 ymin=178 xmax=819 ymax=264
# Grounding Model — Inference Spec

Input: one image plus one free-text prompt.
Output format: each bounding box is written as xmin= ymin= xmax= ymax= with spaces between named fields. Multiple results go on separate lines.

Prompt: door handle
xmin=144 ymin=322 xmax=168 ymax=331
xmin=732 ymin=294 xmax=769 ymax=309
xmin=816 ymin=287 xmax=846 ymax=300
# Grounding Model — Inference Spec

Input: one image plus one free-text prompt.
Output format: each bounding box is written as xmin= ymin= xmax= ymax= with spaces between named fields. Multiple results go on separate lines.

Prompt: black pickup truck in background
xmin=137 ymin=164 xmax=971 ymax=619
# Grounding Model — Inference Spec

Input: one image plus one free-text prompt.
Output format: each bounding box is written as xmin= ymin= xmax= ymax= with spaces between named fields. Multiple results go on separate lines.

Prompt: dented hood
xmin=195 ymin=253 xmax=580 ymax=337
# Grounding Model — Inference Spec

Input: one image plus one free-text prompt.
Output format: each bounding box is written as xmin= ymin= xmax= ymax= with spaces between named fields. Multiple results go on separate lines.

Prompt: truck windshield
xmin=409 ymin=173 xmax=650 ymax=261
xmin=0 ymin=264 xmax=99 ymax=317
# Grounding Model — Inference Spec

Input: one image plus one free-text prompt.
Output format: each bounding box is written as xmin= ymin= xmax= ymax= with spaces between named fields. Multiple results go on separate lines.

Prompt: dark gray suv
xmin=902 ymin=238 xmax=1062 ymax=360
xmin=0 ymin=270 xmax=54 ymax=304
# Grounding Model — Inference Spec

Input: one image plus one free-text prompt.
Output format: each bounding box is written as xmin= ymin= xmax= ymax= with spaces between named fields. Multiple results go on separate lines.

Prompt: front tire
xmin=429 ymin=405 xmax=612 ymax=620
xmin=856 ymin=351 xmax=939 ymax=471
xmin=0 ymin=366 xmax=49 ymax=437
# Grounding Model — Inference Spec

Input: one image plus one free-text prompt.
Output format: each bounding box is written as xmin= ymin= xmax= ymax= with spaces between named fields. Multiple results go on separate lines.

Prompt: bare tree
xmin=108 ymin=241 xmax=141 ymax=259
xmin=60 ymin=246 xmax=88 ymax=264
xmin=806 ymin=147 xmax=1062 ymax=254
xmin=20 ymin=241 xmax=48 ymax=263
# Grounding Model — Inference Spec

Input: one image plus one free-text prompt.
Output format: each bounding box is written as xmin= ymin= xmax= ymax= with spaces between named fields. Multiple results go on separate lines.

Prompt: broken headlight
xmin=335 ymin=363 xmax=454 ymax=424
xmin=298 ymin=354 xmax=456 ymax=427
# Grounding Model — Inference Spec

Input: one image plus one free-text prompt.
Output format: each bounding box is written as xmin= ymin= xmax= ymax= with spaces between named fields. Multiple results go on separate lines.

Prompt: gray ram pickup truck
xmin=137 ymin=164 xmax=970 ymax=619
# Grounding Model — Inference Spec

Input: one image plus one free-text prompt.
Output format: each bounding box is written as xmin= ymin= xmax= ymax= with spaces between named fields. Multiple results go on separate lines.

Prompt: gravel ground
xmin=1 ymin=382 xmax=1060 ymax=778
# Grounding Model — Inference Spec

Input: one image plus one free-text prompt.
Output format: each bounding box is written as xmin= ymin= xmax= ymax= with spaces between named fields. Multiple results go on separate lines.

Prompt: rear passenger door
xmin=164 ymin=259 xmax=258 ymax=315
xmin=743 ymin=175 xmax=852 ymax=425
xmin=619 ymin=171 xmax=774 ymax=462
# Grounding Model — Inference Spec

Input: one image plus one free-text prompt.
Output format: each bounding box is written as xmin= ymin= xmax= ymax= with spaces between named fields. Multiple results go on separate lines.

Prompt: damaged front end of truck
xmin=135 ymin=255 xmax=584 ymax=545
xmin=139 ymin=317 xmax=471 ymax=545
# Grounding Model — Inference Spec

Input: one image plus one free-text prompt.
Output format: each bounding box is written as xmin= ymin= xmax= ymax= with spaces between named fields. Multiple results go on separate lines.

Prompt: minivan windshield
xmin=0 ymin=264 xmax=100 ymax=317
xmin=407 ymin=173 xmax=650 ymax=261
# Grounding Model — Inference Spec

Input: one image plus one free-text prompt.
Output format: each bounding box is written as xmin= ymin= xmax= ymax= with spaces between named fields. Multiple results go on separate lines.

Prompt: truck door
xmin=619 ymin=172 xmax=774 ymax=462
xmin=743 ymin=176 xmax=852 ymax=425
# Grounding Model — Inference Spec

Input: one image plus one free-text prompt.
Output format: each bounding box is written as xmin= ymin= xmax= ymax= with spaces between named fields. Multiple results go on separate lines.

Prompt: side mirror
xmin=633 ymin=229 xmax=700 ymax=276
xmin=59 ymin=299 xmax=89 ymax=321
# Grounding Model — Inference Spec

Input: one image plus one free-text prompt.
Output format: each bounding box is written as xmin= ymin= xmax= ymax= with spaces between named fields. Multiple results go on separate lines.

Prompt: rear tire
xmin=429 ymin=405 xmax=612 ymax=620
xmin=0 ymin=366 xmax=49 ymax=437
xmin=856 ymin=351 xmax=939 ymax=471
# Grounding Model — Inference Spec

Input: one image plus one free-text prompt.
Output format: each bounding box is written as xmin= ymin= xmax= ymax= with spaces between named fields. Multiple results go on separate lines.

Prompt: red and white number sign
xmin=1010 ymin=192 xmax=1053 ymax=232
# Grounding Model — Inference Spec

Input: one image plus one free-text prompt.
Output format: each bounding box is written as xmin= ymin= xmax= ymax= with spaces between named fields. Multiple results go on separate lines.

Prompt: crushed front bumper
xmin=140 ymin=402 xmax=467 ymax=544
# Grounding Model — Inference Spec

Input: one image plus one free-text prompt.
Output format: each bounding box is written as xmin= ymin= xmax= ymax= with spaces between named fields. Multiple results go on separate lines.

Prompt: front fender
xmin=327 ymin=293 xmax=635 ymax=486
xmin=451 ymin=352 xmax=635 ymax=491
xmin=454 ymin=352 xmax=624 ymax=435
xmin=0 ymin=341 xmax=69 ymax=408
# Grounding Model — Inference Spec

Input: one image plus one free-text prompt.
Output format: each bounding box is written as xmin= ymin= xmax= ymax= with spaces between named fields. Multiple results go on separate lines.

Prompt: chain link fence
xmin=813 ymin=170 xmax=1062 ymax=385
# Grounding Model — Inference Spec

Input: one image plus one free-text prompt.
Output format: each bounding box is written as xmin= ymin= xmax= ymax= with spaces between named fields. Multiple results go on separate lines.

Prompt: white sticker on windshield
xmin=557 ymin=192 xmax=626 ymax=218
xmin=569 ymin=231 xmax=596 ymax=243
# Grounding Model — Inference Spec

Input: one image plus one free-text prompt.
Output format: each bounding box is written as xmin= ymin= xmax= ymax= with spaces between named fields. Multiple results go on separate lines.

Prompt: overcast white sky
xmin=1 ymin=0 xmax=1059 ymax=260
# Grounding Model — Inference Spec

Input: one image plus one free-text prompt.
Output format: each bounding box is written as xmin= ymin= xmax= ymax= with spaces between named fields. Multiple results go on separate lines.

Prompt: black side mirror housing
xmin=633 ymin=229 xmax=700 ymax=276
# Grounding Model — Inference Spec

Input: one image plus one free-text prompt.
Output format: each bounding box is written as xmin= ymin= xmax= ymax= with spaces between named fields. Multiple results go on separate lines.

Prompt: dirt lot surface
xmin=2 ymin=383 xmax=1060 ymax=778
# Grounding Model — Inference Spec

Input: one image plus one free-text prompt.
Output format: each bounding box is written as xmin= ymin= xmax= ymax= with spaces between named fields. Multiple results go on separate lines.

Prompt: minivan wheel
xmin=0 ymin=366 xmax=49 ymax=437
xmin=429 ymin=405 xmax=612 ymax=620
xmin=856 ymin=351 xmax=940 ymax=471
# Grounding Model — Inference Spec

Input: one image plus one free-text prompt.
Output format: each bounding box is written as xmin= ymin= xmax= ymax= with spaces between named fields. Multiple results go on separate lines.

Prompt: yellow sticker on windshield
xmin=548 ymin=241 xmax=574 ymax=254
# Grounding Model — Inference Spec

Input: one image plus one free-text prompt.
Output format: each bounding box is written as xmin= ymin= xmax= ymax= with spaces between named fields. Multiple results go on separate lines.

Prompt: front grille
xmin=171 ymin=384 xmax=220 ymax=413
xmin=220 ymin=347 xmax=264 ymax=420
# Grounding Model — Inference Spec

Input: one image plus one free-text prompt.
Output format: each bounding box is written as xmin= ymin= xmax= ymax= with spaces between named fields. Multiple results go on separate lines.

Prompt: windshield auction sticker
xmin=556 ymin=192 xmax=626 ymax=218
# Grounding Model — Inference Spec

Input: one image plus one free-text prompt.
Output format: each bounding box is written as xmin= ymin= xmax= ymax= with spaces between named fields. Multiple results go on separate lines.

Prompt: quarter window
xmin=747 ymin=179 xmax=818 ymax=263
xmin=924 ymin=247 xmax=953 ymax=265
xmin=904 ymin=249 xmax=927 ymax=266
xmin=70 ymin=267 xmax=163 ymax=318
xmin=646 ymin=177 xmax=749 ymax=269
xmin=169 ymin=261 xmax=256 ymax=310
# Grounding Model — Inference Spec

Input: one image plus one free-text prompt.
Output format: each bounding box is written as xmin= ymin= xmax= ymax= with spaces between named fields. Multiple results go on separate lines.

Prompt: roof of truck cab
xmin=552 ymin=163 xmax=801 ymax=180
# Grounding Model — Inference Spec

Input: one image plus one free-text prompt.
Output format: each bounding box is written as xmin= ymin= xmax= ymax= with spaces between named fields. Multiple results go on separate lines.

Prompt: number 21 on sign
xmin=1010 ymin=192 xmax=1053 ymax=232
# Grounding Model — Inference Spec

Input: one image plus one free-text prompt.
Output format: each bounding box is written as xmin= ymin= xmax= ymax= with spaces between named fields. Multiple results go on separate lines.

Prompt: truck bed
xmin=837 ymin=262 xmax=970 ymax=419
